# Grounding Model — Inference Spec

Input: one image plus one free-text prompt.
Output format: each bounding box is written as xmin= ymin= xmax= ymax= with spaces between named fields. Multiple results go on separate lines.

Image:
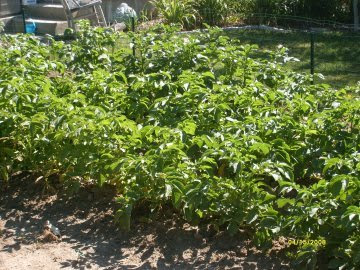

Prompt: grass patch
xmin=224 ymin=29 xmax=360 ymax=88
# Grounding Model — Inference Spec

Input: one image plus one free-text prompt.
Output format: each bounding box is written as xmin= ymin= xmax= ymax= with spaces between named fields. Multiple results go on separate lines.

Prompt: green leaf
xmin=246 ymin=209 xmax=259 ymax=224
xmin=181 ymin=120 xmax=197 ymax=135
xmin=293 ymin=248 xmax=317 ymax=270
xmin=115 ymin=204 xmax=132 ymax=232
xmin=98 ymin=174 xmax=106 ymax=187
xmin=323 ymin=158 xmax=341 ymax=174
xmin=172 ymin=191 xmax=182 ymax=209
xmin=250 ymin=143 xmax=271 ymax=156
xmin=329 ymin=177 xmax=347 ymax=197
xmin=202 ymin=71 xmax=215 ymax=80
xmin=277 ymin=198 xmax=294 ymax=208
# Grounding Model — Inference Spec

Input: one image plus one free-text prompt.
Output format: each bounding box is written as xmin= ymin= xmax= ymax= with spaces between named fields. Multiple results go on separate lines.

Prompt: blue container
xmin=26 ymin=21 xmax=36 ymax=34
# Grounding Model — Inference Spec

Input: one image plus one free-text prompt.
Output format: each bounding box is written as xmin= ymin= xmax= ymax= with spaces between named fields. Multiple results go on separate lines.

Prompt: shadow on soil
xmin=0 ymin=174 xmax=289 ymax=269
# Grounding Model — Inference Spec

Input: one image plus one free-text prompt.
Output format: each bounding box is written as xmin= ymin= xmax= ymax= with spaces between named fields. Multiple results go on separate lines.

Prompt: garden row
xmin=0 ymin=23 xmax=359 ymax=269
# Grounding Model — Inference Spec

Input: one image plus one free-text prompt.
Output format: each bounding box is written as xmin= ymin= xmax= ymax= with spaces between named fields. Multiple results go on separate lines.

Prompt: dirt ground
xmin=0 ymin=174 xmax=290 ymax=270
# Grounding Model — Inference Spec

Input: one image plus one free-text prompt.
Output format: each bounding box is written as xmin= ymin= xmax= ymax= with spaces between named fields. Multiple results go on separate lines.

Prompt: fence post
xmin=131 ymin=16 xmax=135 ymax=57
xmin=21 ymin=0 xmax=26 ymax=34
xmin=310 ymin=32 xmax=315 ymax=84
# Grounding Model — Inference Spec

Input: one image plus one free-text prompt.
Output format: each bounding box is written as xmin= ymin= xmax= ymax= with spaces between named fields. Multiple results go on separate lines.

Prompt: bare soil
xmin=0 ymin=174 xmax=290 ymax=270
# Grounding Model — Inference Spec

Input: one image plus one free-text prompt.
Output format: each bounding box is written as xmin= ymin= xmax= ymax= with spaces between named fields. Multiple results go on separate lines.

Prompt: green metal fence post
xmin=21 ymin=0 xmax=26 ymax=34
xmin=131 ymin=16 xmax=135 ymax=57
xmin=310 ymin=32 xmax=315 ymax=84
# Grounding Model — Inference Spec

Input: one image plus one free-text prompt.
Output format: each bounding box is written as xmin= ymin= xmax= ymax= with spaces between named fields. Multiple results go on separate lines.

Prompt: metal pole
xmin=131 ymin=16 xmax=135 ymax=32
xmin=354 ymin=0 xmax=359 ymax=31
xmin=21 ymin=0 xmax=26 ymax=34
xmin=131 ymin=16 xmax=135 ymax=57
xmin=211 ymin=8 xmax=214 ymax=26
xmin=310 ymin=32 xmax=315 ymax=84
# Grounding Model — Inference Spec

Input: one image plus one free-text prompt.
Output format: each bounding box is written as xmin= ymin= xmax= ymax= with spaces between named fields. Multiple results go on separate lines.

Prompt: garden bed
xmin=0 ymin=175 xmax=290 ymax=270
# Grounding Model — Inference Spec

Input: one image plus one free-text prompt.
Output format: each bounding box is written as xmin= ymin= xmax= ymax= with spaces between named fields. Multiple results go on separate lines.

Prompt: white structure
xmin=102 ymin=0 xmax=150 ymax=23
xmin=112 ymin=3 xmax=136 ymax=24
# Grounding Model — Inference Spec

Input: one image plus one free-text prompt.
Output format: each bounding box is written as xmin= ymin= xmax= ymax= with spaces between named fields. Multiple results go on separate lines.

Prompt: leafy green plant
xmin=150 ymin=0 xmax=197 ymax=29
xmin=0 ymin=22 xmax=359 ymax=269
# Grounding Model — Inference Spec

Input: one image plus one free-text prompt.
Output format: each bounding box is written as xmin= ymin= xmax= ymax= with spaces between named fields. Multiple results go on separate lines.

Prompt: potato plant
xmin=0 ymin=22 xmax=359 ymax=269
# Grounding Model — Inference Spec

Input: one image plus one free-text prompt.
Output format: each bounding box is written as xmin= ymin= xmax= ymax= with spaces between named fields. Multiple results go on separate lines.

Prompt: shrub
xmin=236 ymin=0 xmax=353 ymax=23
xmin=194 ymin=0 xmax=230 ymax=26
xmin=150 ymin=0 xmax=353 ymax=28
xmin=150 ymin=0 xmax=197 ymax=29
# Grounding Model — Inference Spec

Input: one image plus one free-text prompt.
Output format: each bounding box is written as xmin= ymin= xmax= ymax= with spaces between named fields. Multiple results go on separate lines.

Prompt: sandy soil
xmin=0 ymin=174 xmax=290 ymax=270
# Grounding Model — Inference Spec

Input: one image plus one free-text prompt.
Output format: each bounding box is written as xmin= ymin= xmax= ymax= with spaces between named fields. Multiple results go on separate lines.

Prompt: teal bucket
xmin=26 ymin=21 xmax=36 ymax=34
